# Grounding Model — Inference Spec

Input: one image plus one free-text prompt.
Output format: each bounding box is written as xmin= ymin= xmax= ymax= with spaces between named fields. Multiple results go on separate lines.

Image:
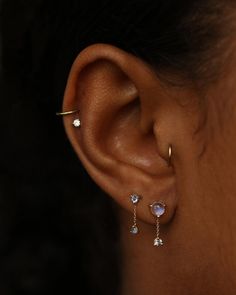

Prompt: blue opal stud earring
xmin=149 ymin=201 xmax=166 ymax=246
xmin=130 ymin=194 xmax=141 ymax=234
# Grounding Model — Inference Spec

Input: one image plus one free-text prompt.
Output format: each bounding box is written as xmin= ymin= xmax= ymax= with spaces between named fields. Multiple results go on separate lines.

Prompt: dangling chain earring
xmin=56 ymin=109 xmax=81 ymax=128
xmin=130 ymin=194 xmax=141 ymax=234
xmin=148 ymin=146 xmax=172 ymax=246
xmin=149 ymin=201 xmax=166 ymax=246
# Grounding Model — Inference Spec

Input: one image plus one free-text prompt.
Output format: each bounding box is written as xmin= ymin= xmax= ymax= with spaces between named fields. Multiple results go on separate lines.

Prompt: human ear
xmin=61 ymin=43 xmax=194 ymax=225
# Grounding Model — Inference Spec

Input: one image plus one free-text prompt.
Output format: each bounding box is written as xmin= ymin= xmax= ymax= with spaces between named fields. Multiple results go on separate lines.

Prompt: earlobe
xmin=60 ymin=43 xmax=178 ymax=226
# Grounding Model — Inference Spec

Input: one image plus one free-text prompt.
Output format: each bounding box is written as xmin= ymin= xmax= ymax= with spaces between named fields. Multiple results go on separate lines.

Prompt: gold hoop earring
xmin=168 ymin=144 xmax=172 ymax=166
xmin=56 ymin=109 xmax=81 ymax=128
xmin=56 ymin=109 xmax=79 ymax=116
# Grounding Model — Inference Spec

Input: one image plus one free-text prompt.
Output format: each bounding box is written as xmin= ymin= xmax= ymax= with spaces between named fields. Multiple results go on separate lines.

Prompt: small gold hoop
xmin=168 ymin=145 xmax=172 ymax=166
xmin=56 ymin=110 xmax=79 ymax=116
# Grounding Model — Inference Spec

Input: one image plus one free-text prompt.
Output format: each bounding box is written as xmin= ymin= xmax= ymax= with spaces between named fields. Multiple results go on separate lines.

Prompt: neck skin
xmin=119 ymin=204 xmax=236 ymax=295
xmin=119 ymin=208 xmax=184 ymax=295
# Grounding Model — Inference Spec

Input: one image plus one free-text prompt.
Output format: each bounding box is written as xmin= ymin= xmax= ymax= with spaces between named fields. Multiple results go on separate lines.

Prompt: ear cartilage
xmin=149 ymin=201 xmax=166 ymax=246
xmin=130 ymin=194 xmax=141 ymax=234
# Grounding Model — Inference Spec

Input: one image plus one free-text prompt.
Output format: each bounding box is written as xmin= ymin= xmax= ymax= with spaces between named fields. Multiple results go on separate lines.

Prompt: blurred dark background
xmin=0 ymin=1 xmax=120 ymax=294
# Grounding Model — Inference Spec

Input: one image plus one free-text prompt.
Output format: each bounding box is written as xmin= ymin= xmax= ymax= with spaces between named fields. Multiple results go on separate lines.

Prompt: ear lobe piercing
xmin=130 ymin=194 xmax=141 ymax=234
xmin=56 ymin=109 xmax=81 ymax=128
xmin=149 ymin=201 xmax=166 ymax=247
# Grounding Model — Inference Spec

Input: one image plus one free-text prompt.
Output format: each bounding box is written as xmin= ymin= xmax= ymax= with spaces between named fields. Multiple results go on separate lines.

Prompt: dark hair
xmin=1 ymin=0 xmax=235 ymax=294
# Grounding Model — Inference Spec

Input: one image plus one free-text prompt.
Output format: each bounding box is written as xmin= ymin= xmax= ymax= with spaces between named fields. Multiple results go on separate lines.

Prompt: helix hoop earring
xmin=56 ymin=110 xmax=79 ymax=116
xmin=56 ymin=109 xmax=81 ymax=128
xmin=168 ymin=144 xmax=172 ymax=166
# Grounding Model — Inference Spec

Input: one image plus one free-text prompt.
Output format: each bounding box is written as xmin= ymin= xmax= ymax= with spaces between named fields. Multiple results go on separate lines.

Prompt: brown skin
xmin=62 ymin=43 xmax=236 ymax=294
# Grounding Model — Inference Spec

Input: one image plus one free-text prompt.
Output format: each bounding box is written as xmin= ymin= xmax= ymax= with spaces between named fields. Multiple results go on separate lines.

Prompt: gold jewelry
xmin=56 ymin=110 xmax=79 ymax=116
xmin=56 ymin=109 xmax=81 ymax=128
xmin=130 ymin=194 xmax=141 ymax=235
xmin=149 ymin=201 xmax=166 ymax=247
xmin=168 ymin=144 xmax=172 ymax=166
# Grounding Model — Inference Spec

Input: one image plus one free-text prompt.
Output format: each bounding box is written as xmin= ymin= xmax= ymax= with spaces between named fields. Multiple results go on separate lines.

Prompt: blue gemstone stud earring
xmin=149 ymin=201 xmax=166 ymax=246
xmin=130 ymin=194 xmax=141 ymax=234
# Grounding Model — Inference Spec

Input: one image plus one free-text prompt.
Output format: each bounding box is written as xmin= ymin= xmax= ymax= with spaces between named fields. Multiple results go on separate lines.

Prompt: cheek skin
xmin=169 ymin=48 xmax=236 ymax=293
xmin=196 ymin=64 xmax=236 ymax=280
